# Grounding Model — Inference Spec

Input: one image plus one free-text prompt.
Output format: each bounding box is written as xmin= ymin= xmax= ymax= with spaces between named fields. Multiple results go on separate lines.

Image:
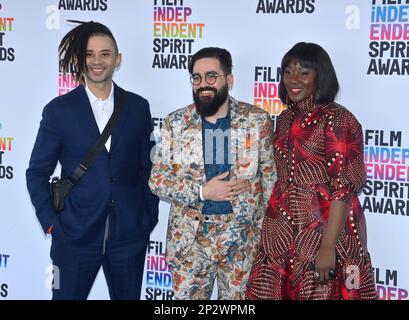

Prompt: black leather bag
xmin=49 ymin=177 xmax=72 ymax=213
xmin=49 ymin=89 xmax=125 ymax=213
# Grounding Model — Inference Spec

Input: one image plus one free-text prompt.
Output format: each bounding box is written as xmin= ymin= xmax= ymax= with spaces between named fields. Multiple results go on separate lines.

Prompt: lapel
xmin=109 ymin=83 xmax=129 ymax=152
xmin=229 ymin=97 xmax=249 ymax=180
xmin=181 ymin=97 xmax=252 ymax=183
xmin=183 ymin=97 xmax=250 ymax=182
xmin=182 ymin=104 xmax=205 ymax=182
xmin=74 ymin=85 xmax=101 ymax=143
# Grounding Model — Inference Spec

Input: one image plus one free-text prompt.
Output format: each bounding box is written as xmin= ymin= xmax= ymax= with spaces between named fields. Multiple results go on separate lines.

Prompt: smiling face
xmin=283 ymin=59 xmax=317 ymax=103
xmin=84 ymin=35 xmax=121 ymax=88
xmin=191 ymin=57 xmax=233 ymax=117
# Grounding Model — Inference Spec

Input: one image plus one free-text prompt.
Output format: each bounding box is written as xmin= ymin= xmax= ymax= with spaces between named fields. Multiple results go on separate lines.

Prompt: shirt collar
xmin=85 ymin=81 xmax=114 ymax=106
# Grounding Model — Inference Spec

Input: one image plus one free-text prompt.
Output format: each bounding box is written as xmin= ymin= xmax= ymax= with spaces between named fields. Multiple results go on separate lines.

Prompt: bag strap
xmin=65 ymin=87 xmax=126 ymax=187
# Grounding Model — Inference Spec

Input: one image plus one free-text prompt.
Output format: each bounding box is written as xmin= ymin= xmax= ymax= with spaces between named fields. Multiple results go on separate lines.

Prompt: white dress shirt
xmin=85 ymin=82 xmax=114 ymax=151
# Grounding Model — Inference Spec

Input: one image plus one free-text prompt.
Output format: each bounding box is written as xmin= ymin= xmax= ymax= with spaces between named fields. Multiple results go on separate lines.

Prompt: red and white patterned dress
xmin=245 ymin=95 xmax=377 ymax=300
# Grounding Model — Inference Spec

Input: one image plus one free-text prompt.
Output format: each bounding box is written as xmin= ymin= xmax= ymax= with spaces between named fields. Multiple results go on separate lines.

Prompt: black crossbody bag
xmin=49 ymin=88 xmax=125 ymax=213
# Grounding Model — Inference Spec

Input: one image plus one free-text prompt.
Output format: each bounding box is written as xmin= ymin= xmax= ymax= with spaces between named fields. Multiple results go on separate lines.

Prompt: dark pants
xmin=50 ymin=237 xmax=148 ymax=300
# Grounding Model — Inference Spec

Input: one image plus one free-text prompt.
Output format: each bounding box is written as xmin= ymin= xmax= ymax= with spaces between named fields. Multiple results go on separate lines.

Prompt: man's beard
xmin=193 ymin=84 xmax=229 ymax=118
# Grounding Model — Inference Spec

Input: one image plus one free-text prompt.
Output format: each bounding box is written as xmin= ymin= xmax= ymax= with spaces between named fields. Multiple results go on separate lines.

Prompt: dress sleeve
xmin=324 ymin=108 xmax=367 ymax=205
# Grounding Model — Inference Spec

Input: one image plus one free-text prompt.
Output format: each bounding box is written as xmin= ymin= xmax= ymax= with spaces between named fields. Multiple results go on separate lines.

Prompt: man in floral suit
xmin=149 ymin=47 xmax=276 ymax=299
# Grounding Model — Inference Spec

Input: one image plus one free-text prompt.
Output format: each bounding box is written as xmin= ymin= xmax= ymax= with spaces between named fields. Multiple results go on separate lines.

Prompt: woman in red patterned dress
xmin=245 ymin=42 xmax=377 ymax=300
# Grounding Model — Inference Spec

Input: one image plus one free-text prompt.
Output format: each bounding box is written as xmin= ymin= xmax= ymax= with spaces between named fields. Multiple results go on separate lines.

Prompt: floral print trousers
xmin=170 ymin=213 xmax=249 ymax=300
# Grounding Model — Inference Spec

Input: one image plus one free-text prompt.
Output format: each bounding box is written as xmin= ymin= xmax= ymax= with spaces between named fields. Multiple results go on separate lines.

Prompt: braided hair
xmin=58 ymin=20 xmax=118 ymax=84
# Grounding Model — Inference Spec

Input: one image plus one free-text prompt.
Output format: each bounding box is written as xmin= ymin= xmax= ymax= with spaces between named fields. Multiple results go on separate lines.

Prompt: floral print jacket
xmin=149 ymin=97 xmax=276 ymax=268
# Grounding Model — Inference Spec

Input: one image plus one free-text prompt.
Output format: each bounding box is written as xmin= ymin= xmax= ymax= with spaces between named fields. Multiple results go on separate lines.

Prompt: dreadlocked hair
xmin=58 ymin=20 xmax=118 ymax=84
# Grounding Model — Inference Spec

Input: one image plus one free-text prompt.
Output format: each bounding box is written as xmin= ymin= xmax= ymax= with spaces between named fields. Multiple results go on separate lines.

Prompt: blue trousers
xmin=50 ymin=237 xmax=148 ymax=300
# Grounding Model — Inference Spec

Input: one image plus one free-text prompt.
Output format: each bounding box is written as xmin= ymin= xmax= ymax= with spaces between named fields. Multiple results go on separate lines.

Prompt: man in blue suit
xmin=26 ymin=21 xmax=159 ymax=300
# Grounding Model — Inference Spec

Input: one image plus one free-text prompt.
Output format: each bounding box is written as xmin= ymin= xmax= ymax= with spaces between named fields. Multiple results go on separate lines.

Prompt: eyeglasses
xmin=189 ymin=72 xmax=228 ymax=85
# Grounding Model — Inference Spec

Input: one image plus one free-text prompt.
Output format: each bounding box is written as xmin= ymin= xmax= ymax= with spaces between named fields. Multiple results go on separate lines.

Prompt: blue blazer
xmin=26 ymin=83 xmax=159 ymax=245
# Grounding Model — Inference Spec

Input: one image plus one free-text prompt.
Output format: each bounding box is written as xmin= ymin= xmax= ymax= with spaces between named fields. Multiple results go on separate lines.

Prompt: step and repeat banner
xmin=0 ymin=0 xmax=408 ymax=300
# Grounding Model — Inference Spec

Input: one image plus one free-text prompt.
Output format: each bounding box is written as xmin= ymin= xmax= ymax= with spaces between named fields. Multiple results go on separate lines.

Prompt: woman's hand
xmin=314 ymin=245 xmax=336 ymax=285
xmin=313 ymin=200 xmax=348 ymax=285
